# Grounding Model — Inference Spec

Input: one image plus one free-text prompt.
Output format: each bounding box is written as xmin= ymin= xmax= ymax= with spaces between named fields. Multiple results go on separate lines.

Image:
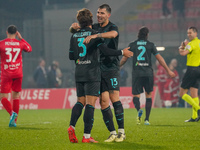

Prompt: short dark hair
xmin=138 ymin=26 xmax=149 ymax=40
xmin=188 ymin=26 xmax=198 ymax=33
xmin=7 ymin=25 xmax=17 ymax=34
xmin=76 ymin=8 xmax=93 ymax=28
xmin=99 ymin=4 xmax=111 ymax=14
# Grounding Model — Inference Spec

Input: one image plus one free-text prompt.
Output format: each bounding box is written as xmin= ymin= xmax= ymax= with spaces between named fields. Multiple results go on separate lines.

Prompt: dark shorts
xmin=181 ymin=66 xmax=200 ymax=89
xmin=100 ymin=70 xmax=120 ymax=93
xmin=76 ymin=82 xmax=100 ymax=97
xmin=132 ymin=76 xmax=154 ymax=95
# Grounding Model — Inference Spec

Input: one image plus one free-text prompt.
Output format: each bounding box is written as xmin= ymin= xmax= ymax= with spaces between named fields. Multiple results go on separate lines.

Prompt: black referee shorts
xmin=132 ymin=76 xmax=154 ymax=95
xmin=100 ymin=70 xmax=120 ymax=93
xmin=181 ymin=66 xmax=200 ymax=89
xmin=76 ymin=81 xmax=100 ymax=97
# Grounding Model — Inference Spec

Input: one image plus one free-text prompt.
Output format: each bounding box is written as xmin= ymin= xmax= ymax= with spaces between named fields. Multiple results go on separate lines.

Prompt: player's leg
xmin=68 ymin=82 xmax=85 ymax=143
xmin=143 ymin=76 xmax=154 ymax=125
xmin=132 ymin=76 xmax=143 ymax=125
xmin=0 ymin=93 xmax=12 ymax=116
xmin=82 ymin=82 xmax=99 ymax=143
xmin=110 ymin=90 xmax=125 ymax=142
xmin=100 ymin=76 xmax=117 ymax=142
xmin=12 ymin=77 xmax=23 ymax=124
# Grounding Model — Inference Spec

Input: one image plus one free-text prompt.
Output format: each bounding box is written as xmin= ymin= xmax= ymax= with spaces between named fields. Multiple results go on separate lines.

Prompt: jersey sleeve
xmin=21 ymin=39 xmax=32 ymax=52
xmin=69 ymin=35 xmax=76 ymax=60
xmin=152 ymin=43 xmax=159 ymax=55
xmin=98 ymin=43 xmax=122 ymax=56
xmin=109 ymin=24 xmax=119 ymax=34
xmin=185 ymin=42 xmax=192 ymax=52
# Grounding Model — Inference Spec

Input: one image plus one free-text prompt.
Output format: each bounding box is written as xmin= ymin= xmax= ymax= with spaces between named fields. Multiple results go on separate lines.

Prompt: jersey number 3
xmin=137 ymin=46 xmax=146 ymax=61
xmin=5 ymin=48 xmax=20 ymax=62
xmin=78 ymin=38 xmax=87 ymax=57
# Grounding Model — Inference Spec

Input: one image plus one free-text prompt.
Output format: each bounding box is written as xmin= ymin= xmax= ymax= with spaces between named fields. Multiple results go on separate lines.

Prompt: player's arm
xmin=69 ymin=23 xmax=80 ymax=33
xmin=178 ymin=41 xmax=190 ymax=56
xmin=155 ymin=54 xmax=175 ymax=78
xmin=69 ymin=36 xmax=76 ymax=60
xmin=84 ymin=30 xmax=118 ymax=44
xmin=120 ymin=56 xmax=129 ymax=67
xmin=17 ymin=31 xmax=32 ymax=52
xmin=98 ymin=44 xmax=132 ymax=57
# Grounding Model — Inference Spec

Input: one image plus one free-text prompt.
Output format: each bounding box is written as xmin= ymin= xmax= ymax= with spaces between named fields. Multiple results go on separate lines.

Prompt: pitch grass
xmin=0 ymin=108 xmax=200 ymax=150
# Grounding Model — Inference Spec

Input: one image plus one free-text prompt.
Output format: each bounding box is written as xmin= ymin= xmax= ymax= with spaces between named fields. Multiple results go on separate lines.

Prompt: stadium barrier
xmin=0 ymin=87 xmax=157 ymax=110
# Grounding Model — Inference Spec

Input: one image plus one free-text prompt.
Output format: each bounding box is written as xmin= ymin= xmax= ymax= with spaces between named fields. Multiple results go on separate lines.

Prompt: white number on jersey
xmin=5 ymin=48 xmax=20 ymax=62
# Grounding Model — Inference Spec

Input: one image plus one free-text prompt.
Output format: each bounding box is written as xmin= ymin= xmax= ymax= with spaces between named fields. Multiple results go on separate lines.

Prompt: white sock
xmin=70 ymin=125 xmax=75 ymax=130
xmin=110 ymin=131 xmax=117 ymax=135
xmin=118 ymin=129 xmax=125 ymax=134
xmin=84 ymin=133 xmax=90 ymax=139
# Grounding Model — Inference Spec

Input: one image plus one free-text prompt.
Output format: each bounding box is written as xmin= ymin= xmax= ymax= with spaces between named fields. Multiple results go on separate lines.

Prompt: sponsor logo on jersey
xmin=135 ymin=61 xmax=149 ymax=66
xmin=76 ymin=59 xmax=91 ymax=65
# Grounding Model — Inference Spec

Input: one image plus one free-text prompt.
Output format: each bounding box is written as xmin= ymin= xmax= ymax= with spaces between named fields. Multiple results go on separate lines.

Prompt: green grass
xmin=0 ymin=108 xmax=200 ymax=150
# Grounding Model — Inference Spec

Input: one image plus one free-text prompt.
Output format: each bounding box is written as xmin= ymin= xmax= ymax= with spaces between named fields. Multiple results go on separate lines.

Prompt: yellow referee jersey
xmin=185 ymin=37 xmax=200 ymax=67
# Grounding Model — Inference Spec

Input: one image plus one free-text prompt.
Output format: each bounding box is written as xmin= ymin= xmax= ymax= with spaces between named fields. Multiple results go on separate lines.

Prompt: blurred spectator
xmin=33 ymin=58 xmax=48 ymax=88
xmin=161 ymin=0 xmax=172 ymax=19
xmin=155 ymin=60 xmax=168 ymax=106
xmin=52 ymin=60 xmax=63 ymax=87
xmin=172 ymin=0 xmax=185 ymax=18
xmin=163 ymin=59 xmax=180 ymax=107
xmin=47 ymin=63 xmax=58 ymax=88
xmin=120 ymin=66 xmax=128 ymax=86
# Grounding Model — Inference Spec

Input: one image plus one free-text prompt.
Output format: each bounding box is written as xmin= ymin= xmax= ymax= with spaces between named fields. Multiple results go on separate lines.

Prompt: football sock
xmin=118 ymin=128 xmax=125 ymax=134
xmin=1 ymin=97 xmax=12 ymax=116
xmin=13 ymin=99 xmax=19 ymax=122
xmin=145 ymin=98 xmax=152 ymax=121
xmin=133 ymin=97 xmax=140 ymax=111
xmin=101 ymin=106 xmax=115 ymax=132
xmin=182 ymin=94 xmax=200 ymax=111
xmin=113 ymin=101 xmax=124 ymax=129
xmin=83 ymin=133 xmax=90 ymax=139
xmin=83 ymin=104 xmax=95 ymax=134
xmin=192 ymin=97 xmax=199 ymax=119
xmin=70 ymin=102 xmax=84 ymax=127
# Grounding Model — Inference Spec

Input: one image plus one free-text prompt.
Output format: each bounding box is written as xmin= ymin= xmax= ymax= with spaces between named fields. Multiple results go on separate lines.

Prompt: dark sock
xmin=113 ymin=101 xmax=124 ymax=129
xmin=70 ymin=102 xmax=84 ymax=127
xmin=145 ymin=98 xmax=152 ymax=121
xmin=133 ymin=97 xmax=140 ymax=111
xmin=83 ymin=104 xmax=95 ymax=134
xmin=101 ymin=106 xmax=115 ymax=132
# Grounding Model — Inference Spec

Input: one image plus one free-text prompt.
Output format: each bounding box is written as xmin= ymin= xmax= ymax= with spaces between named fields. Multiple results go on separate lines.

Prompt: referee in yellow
xmin=179 ymin=26 xmax=200 ymax=122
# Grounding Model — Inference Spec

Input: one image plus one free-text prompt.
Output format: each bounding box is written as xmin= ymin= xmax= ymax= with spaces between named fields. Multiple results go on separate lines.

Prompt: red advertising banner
xmin=0 ymin=87 xmax=157 ymax=110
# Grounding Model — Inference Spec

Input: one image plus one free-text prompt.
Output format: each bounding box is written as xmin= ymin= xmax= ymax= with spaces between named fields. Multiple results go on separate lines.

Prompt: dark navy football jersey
xmin=69 ymin=27 xmax=122 ymax=82
xmin=128 ymin=39 xmax=159 ymax=77
xmin=92 ymin=21 xmax=119 ymax=72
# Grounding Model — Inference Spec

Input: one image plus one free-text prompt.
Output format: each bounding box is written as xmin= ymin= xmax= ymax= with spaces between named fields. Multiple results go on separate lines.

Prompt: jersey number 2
xmin=5 ymin=48 xmax=20 ymax=62
xmin=137 ymin=46 xmax=146 ymax=61
xmin=78 ymin=38 xmax=87 ymax=57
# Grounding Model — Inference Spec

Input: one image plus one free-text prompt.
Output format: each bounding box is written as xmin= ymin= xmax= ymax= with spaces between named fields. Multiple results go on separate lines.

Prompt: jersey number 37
xmin=5 ymin=48 xmax=20 ymax=62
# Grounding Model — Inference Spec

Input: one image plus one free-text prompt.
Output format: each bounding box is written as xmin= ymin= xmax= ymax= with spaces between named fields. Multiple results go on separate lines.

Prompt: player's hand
xmin=167 ymin=70 xmax=175 ymax=78
xmin=122 ymin=47 xmax=133 ymax=58
xmin=183 ymin=39 xmax=189 ymax=46
xmin=83 ymin=34 xmax=97 ymax=44
xmin=71 ymin=23 xmax=80 ymax=30
xmin=16 ymin=31 xmax=22 ymax=40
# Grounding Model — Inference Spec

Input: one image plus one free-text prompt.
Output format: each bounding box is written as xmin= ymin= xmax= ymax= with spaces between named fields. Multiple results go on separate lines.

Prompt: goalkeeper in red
xmin=0 ymin=25 xmax=32 ymax=127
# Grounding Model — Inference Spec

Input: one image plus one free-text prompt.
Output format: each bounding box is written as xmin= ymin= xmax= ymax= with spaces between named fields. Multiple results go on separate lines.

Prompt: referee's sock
xmin=83 ymin=104 xmax=95 ymax=134
xmin=1 ymin=97 xmax=12 ymax=116
xmin=133 ymin=97 xmax=140 ymax=111
xmin=145 ymin=98 xmax=152 ymax=121
xmin=182 ymin=94 xmax=200 ymax=111
xmin=101 ymin=106 xmax=116 ymax=132
xmin=192 ymin=97 xmax=199 ymax=119
xmin=113 ymin=101 xmax=124 ymax=130
xmin=70 ymin=102 xmax=84 ymax=127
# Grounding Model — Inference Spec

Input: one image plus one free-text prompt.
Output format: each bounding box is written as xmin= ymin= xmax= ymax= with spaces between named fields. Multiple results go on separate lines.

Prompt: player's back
xmin=70 ymin=27 xmax=101 ymax=82
xmin=0 ymin=38 xmax=31 ymax=78
xmin=129 ymin=39 xmax=159 ymax=77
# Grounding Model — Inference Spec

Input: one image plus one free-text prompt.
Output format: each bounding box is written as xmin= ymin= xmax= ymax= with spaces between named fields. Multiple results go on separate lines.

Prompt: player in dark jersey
xmin=120 ymin=26 xmax=175 ymax=125
xmin=70 ymin=4 xmax=126 ymax=142
xmin=67 ymin=8 xmax=133 ymax=143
